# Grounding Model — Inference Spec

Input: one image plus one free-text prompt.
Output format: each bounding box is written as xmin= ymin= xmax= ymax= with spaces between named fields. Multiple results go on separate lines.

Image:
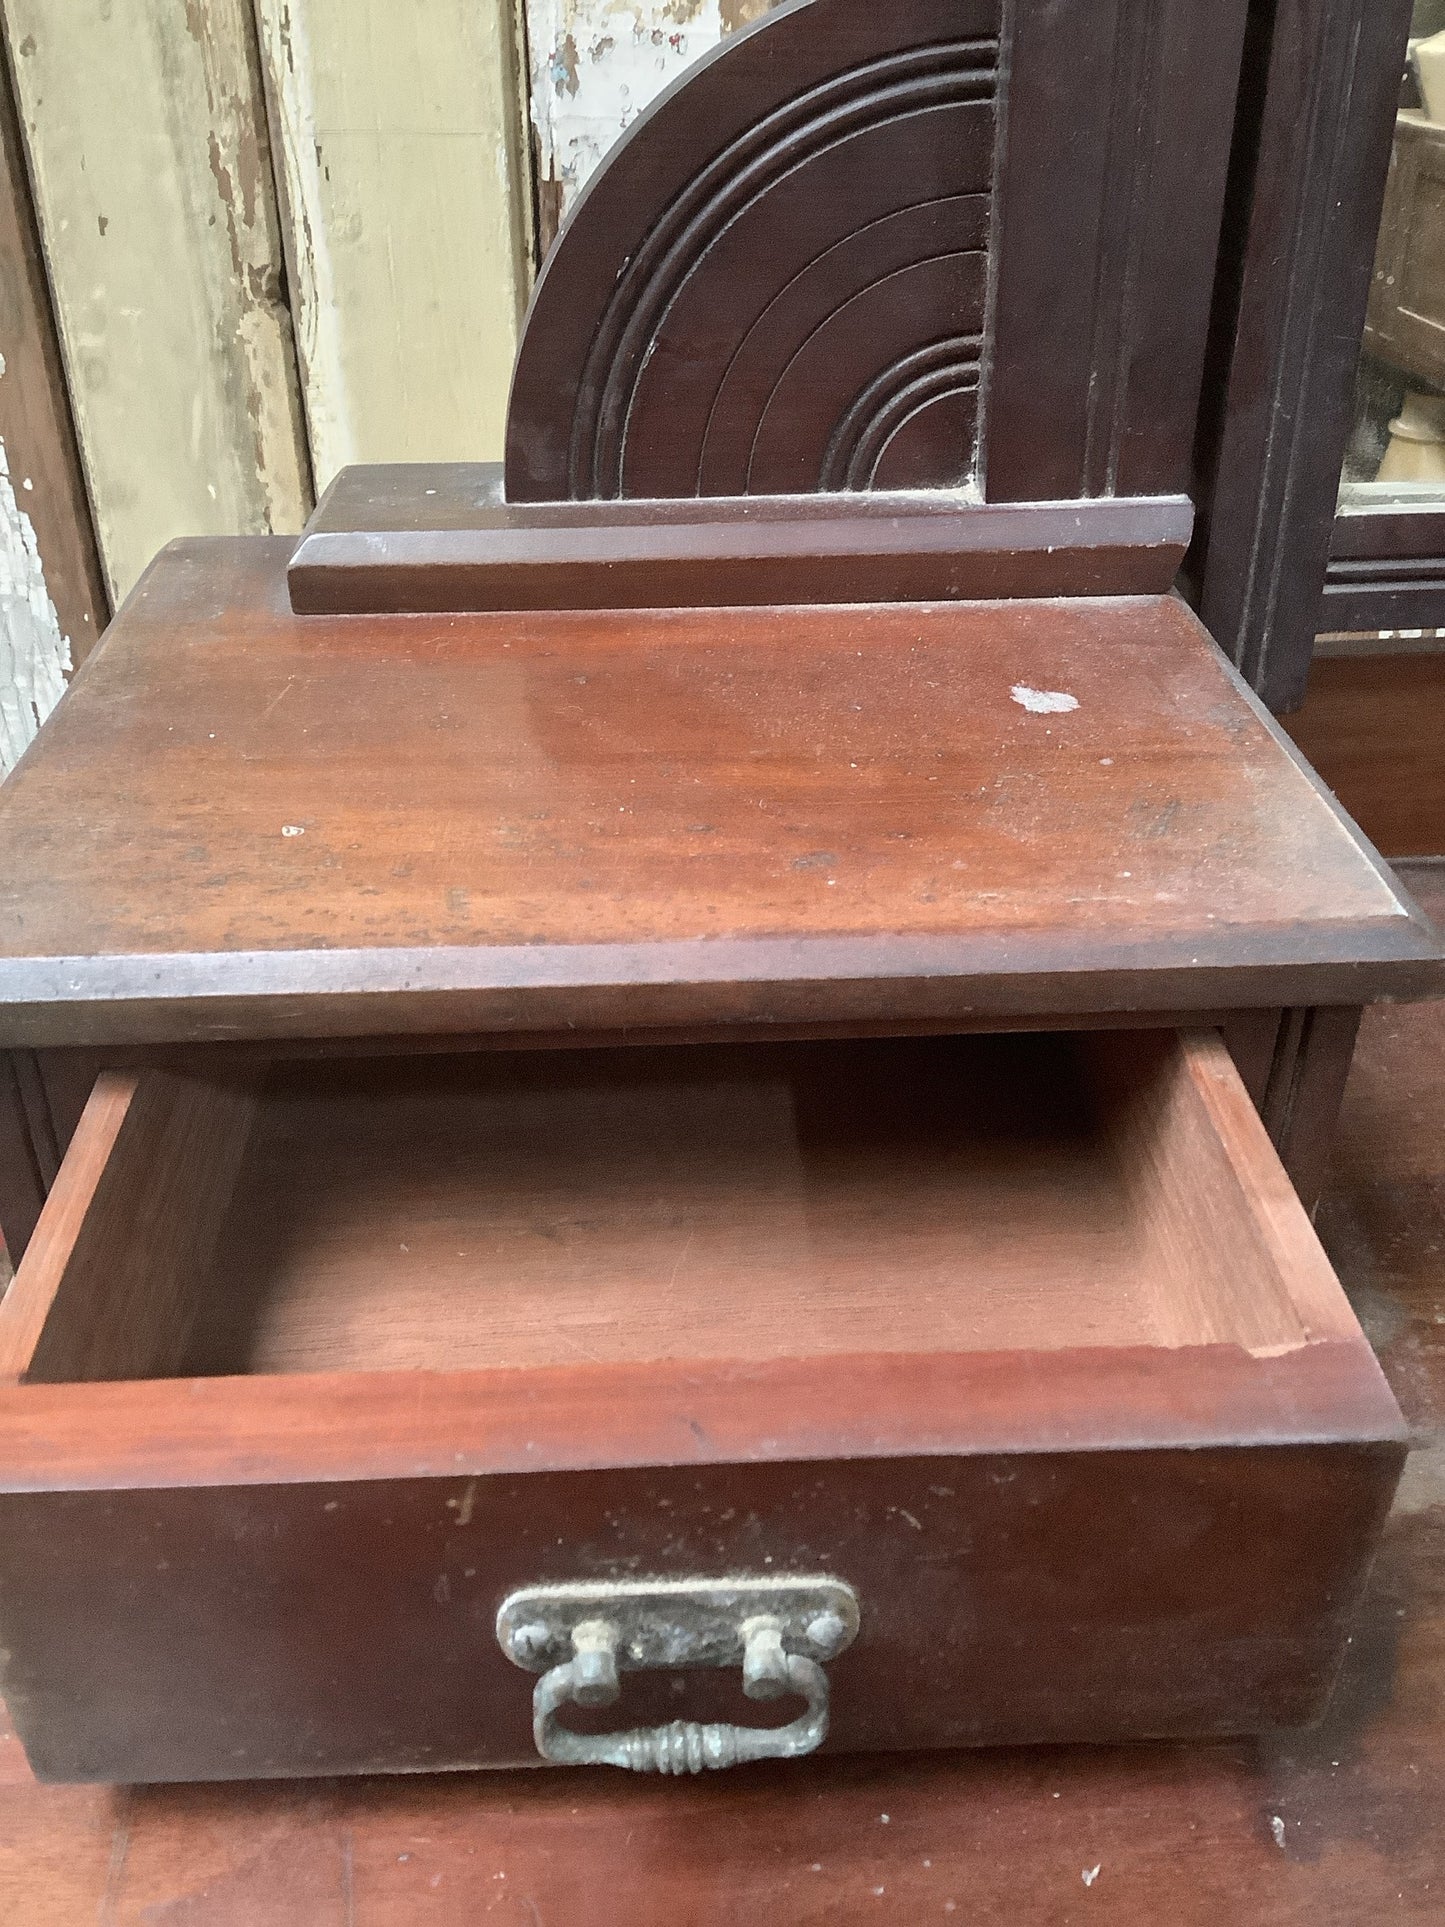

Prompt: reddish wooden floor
xmin=3 ymin=868 xmax=1444 ymax=1925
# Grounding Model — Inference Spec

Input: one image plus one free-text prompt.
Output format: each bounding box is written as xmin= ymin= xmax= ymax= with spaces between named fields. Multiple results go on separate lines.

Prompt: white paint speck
xmin=21 ymin=476 xmax=32 ymax=491
xmin=1083 ymin=1864 xmax=1101 ymax=1887
xmin=1270 ymin=1815 xmax=1286 ymax=1849
xmin=880 ymin=1813 xmax=890 ymax=1824
xmin=1011 ymin=684 xmax=1079 ymax=715
xmin=281 ymin=824 xmax=305 ymax=836
xmin=1100 ymin=756 xmax=1113 ymax=765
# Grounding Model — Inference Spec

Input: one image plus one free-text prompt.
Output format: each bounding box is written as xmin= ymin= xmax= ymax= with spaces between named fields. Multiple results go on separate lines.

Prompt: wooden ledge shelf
xmin=286 ymin=465 xmax=1194 ymax=614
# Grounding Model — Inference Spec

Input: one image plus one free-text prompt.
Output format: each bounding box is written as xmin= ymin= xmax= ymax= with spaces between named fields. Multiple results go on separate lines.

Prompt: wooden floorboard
xmin=2 ymin=867 xmax=1444 ymax=1922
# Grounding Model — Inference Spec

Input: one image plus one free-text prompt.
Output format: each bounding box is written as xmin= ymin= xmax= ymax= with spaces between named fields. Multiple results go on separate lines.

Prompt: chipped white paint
xmin=0 ymin=435 xmax=70 ymax=774
xmin=1082 ymin=1864 xmax=1102 ymax=1887
xmin=6 ymin=0 xmax=310 ymax=602
xmin=1010 ymin=685 xmax=1080 ymax=715
xmin=256 ymin=0 xmax=532 ymax=488
xmin=254 ymin=1 xmax=354 ymax=483
xmin=1270 ymin=1816 xmax=1287 ymax=1849
xmin=529 ymin=0 xmax=736 ymax=226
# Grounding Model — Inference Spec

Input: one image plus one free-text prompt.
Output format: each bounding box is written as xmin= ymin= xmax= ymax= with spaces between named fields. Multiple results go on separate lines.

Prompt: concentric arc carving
xmin=504 ymin=0 xmax=1003 ymax=503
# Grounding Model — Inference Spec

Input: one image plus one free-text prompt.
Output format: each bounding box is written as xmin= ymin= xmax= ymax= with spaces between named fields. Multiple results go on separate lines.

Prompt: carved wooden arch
xmin=505 ymin=0 xmax=1252 ymax=509
xmin=506 ymin=0 xmax=996 ymax=501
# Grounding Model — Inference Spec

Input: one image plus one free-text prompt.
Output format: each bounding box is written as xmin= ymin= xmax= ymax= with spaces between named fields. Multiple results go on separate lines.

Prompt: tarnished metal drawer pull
xmin=497 ymin=1576 xmax=859 ymax=1773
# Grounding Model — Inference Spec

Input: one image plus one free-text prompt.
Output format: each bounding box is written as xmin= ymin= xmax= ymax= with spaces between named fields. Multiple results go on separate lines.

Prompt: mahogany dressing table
xmin=0 ymin=0 xmax=1440 ymax=1783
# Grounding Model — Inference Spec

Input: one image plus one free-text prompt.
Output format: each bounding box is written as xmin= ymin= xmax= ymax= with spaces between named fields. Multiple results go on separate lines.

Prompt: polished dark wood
xmin=985 ymin=0 xmax=1247 ymax=503
xmin=506 ymin=0 xmax=1246 ymax=508
xmin=1254 ymin=1004 xmax=1363 ymax=1217
xmin=1286 ymin=651 xmax=1445 ymax=858
xmin=0 ymin=1029 xmax=1403 ymax=1781
xmin=0 ymin=539 xmax=1437 ymax=1051
xmin=1321 ymin=505 xmax=1445 ymax=634
xmin=288 ymin=466 xmax=1193 ymax=615
xmin=1195 ymin=0 xmax=1414 ymax=710
xmin=509 ymin=0 xmax=1000 ymax=499
xmin=2 ymin=897 xmax=1445 ymax=1911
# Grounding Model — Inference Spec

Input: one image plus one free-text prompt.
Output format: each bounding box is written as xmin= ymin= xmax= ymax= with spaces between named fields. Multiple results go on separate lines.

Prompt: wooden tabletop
xmin=2 ymin=869 xmax=1444 ymax=1917
xmin=0 ymin=538 xmax=1437 ymax=1046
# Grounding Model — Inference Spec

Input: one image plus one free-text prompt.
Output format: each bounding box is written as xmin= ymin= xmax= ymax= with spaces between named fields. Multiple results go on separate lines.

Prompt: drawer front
xmin=0 ymin=1027 xmax=1408 ymax=1782
xmin=0 ymin=1438 xmax=1400 ymax=1783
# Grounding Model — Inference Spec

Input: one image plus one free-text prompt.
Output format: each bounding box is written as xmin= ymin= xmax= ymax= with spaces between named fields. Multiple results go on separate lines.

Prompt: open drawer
xmin=0 ymin=1028 xmax=1405 ymax=1783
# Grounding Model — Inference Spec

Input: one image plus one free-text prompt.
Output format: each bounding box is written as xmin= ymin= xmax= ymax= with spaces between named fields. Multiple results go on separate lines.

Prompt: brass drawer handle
xmin=497 ymin=1576 xmax=859 ymax=1774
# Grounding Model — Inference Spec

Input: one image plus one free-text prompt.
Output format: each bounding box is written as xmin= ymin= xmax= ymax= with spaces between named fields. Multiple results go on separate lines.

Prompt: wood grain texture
xmin=985 ymin=0 xmax=1248 ymax=503
xmin=3 ymin=1032 xmax=1335 ymax=1383
xmin=0 ymin=538 xmax=1436 ymax=1049
xmin=2 ymin=903 xmax=1445 ymax=1907
xmin=3 ymin=0 xmax=310 ymax=601
xmin=288 ymin=465 xmax=1193 ymax=613
xmin=1253 ymin=1004 xmax=1363 ymax=1218
xmin=0 ymin=1434 xmax=1401 ymax=1783
xmin=0 ymin=1027 xmax=1406 ymax=1778
xmin=0 ymin=1009 xmax=1310 ymax=1264
xmin=254 ymin=0 xmax=531 ymax=488
xmin=1195 ymin=0 xmax=1415 ymax=710
xmin=508 ymin=0 xmax=1000 ymax=499
xmin=1286 ymin=651 xmax=1445 ymax=858
xmin=0 ymin=41 xmax=106 ymax=771
xmin=0 ymin=1070 xmax=255 ymax=1384
xmin=507 ymin=0 xmax=1247 ymax=507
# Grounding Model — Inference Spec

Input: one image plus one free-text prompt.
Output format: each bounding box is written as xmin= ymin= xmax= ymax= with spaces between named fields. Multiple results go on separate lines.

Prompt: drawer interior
xmin=0 ymin=1029 xmax=1355 ymax=1386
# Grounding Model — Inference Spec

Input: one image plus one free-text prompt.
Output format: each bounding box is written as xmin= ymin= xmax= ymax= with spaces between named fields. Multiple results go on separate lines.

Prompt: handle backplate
xmin=496 ymin=1575 xmax=859 ymax=1773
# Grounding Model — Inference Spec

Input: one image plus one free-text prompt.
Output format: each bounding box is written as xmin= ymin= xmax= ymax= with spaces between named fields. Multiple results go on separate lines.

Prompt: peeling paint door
xmin=526 ymin=0 xmax=783 ymax=252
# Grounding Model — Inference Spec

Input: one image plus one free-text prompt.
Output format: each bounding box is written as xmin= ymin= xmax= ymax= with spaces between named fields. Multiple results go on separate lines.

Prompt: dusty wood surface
xmin=0 ymin=864 xmax=1442 ymax=1914
xmin=0 ymin=539 xmax=1436 ymax=1048
xmin=3 ymin=0 xmax=310 ymax=602
xmin=254 ymin=0 xmax=530 ymax=486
